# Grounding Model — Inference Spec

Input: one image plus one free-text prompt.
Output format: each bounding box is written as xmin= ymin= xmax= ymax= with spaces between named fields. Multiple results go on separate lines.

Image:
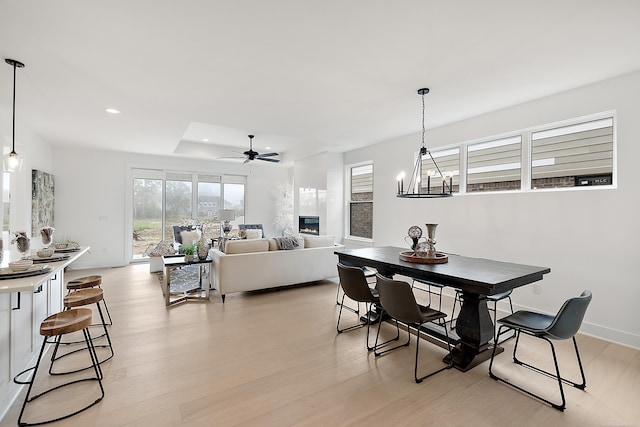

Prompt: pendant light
xmin=4 ymin=58 xmax=25 ymax=173
xmin=396 ymin=88 xmax=452 ymax=198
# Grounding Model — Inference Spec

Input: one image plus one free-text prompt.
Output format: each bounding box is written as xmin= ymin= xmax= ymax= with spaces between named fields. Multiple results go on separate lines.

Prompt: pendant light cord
xmin=420 ymin=91 xmax=448 ymax=190
xmin=11 ymin=61 xmax=16 ymax=153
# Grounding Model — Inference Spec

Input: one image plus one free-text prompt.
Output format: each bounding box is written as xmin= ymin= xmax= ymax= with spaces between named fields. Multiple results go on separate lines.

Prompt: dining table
xmin=335 ymin=246 xmax=551 ymax=371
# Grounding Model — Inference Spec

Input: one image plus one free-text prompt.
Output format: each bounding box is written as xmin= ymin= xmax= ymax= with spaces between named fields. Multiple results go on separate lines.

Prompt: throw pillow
xmin=180 ymin=230 xmax=201 ymax=246
xmin=245 ymin=229 xmax=262 ymax=240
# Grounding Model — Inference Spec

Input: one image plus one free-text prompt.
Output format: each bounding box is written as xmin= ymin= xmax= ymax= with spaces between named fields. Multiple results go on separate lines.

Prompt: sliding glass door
xmin=131 ymin=169 xmax=245 ymax=261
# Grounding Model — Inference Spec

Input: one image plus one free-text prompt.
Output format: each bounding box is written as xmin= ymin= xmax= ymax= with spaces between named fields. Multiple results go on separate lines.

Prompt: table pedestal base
xmin=444 ymin=343 xmax=503 ymax=372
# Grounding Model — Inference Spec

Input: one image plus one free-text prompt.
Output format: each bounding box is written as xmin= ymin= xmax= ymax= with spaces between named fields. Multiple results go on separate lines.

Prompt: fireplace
xmin=299 ymin=216 xmax=320 ymax=235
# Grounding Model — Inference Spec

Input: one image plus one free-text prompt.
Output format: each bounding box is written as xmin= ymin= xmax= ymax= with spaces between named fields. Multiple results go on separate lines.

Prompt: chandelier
xmin=396 ymin=88 xmax=452 ymax=198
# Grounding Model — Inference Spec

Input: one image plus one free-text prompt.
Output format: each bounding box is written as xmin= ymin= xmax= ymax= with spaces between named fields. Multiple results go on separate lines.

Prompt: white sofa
xmin=209 ymin=235 xmax=344 ymax=302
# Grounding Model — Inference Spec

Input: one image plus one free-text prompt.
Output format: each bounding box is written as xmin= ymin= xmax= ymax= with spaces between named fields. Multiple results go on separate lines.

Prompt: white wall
xmin=50 ymin=147 xmax=291 ymax=269
xmin=1 ymin=105 xmax=53 ymax=246
xmin=344 ymin=71 xmax=640 ymax=348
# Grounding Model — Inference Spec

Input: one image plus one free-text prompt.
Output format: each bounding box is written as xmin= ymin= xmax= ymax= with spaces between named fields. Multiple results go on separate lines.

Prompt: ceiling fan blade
xmin=216 ymin=156 xmax=246 ymax=160
xmin=257 ymin=152 xmax=279 ymax=158
xmin=243 ymin=158 xmax=251 ymax=164
xmin=257 ymin=157 xmax=280 ymax=163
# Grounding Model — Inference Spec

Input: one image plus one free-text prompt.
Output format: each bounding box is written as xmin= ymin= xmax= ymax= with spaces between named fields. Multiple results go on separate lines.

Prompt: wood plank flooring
xmin=2 ymin=263 xmax=639 ymax=426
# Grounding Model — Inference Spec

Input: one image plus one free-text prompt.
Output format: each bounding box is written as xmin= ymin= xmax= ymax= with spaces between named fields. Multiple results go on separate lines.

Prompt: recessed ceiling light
xmin=265 ymin=146 xmax=271 ymax=150
xmin=105 ymin=108 xmax=120 ymax=114
xmin=202 ymin=138 xmax=209 ymax=142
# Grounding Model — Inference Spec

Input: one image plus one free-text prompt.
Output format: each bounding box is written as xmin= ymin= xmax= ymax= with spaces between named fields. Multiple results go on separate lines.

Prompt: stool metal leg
xmin=16 ymin=328 xmax=104 ymax=426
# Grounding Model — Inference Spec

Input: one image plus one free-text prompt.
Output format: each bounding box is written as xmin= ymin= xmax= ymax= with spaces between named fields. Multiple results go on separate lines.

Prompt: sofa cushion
xmin=224 ymin=238 xmax=269 ymax=254
xmin=303 ymin=235 xmax=335 ymax=248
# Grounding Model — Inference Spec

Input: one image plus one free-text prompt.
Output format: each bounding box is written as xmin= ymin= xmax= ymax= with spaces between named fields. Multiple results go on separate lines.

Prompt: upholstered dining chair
xmin=374 ymin=274 xmax=453 ymax=383
xmin=411 ymin=278 xmax=446 ymax=311
xmin=488 ymin=290 xmax=592 ymax=411
xmin=336 ymin=263 xmax=398 ymax=351
xmin=336 ymin=263 xmax=376 ymax=314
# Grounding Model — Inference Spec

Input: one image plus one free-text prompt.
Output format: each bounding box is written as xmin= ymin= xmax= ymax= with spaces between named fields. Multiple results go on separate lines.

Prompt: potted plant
xmin=182 ymin=243 xmax=196 ymax=262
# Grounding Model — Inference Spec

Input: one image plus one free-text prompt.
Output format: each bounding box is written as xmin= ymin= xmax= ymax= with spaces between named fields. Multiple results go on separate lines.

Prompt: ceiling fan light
xmin=4 ymin=151 xmax=23 ymax=172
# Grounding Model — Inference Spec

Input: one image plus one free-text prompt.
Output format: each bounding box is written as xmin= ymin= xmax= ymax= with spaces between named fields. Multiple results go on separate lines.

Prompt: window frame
xmin=346 ymin=161 xmax=374 ymax=241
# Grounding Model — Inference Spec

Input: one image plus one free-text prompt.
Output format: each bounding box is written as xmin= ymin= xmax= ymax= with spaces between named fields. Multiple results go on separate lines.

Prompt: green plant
xmin=181 ymin=243 xmax=196 ymax=256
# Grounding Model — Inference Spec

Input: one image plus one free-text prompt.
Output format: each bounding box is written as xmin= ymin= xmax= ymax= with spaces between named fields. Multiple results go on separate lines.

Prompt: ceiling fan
xmin=222 ymin=135 xmax=280 ymax=164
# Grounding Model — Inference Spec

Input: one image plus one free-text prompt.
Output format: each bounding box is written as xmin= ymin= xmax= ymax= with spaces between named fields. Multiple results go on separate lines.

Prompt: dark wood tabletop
xmin=335 ymin=246 xmax=550 ymax=295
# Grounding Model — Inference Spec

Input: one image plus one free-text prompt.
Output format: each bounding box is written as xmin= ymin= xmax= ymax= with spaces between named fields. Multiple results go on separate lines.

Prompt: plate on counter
xmin=27 ymin=254 xmax=71 ymax=264
xmin=0 ymin=265 xmax=53 ymax=279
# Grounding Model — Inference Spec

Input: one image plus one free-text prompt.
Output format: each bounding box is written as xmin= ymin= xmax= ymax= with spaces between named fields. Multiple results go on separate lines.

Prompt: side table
xmin=162 ymin=255 xmax=211 ymax=306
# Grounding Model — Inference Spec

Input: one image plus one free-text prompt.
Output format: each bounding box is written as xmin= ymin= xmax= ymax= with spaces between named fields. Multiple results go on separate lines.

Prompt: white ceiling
xmin=2 ymin=1 xmax=640 ymax=164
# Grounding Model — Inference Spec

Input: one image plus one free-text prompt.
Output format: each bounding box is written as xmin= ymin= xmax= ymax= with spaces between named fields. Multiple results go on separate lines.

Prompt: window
xmin=467 ymin=136 xmax=522 ymax=192
xmin=531 ymin=117 xmax=613 ymax=189
xmin=349 ymin=164 xmax=373 ymax=239
xmin=421 ymin=148 xmax=460 ymax=193
xmin=131 ymin=169 xmax=245 ymax=260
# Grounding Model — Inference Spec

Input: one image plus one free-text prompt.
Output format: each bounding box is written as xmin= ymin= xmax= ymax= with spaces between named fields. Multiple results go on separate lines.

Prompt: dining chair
xmin=336 ymin=263 xmax=398 ymax=351
xmin=336 ymin=263 xmax=376 ymax=314
xmin=411 ymin=278 xmax=445 ymax=311
xmin=488 ymin=289 xmax=592 ymax=411
xmin=374 ymin=274 xmax=453 ymax=383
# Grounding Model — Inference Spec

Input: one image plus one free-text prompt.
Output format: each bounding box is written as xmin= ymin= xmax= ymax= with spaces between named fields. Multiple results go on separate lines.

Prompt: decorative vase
xmin=197 ymin=236 xmax=209 ymax=260
xmin=184 ymin=254 xmax=194 ymax=263
xmin=40 ymin=226 xmax=55 ymax=248
xmin=425 ymin=223 xmax=438 ymax=258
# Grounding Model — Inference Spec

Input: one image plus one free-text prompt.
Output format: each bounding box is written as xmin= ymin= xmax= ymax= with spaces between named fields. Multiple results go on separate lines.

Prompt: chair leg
xmin=492 ymin=296 xmax=515 ymax=344
xmin=336 ymin=294 xmax=364 ymax=333
xmin=489 ymin=326 xmax=586 ymax=411
xmin=415 ymin=319 xmax=453 ymax=383
xmin=373 ymin=310 xmax=403 ymax=356
xmin=449 ymin=290 xmax=461 ymax=330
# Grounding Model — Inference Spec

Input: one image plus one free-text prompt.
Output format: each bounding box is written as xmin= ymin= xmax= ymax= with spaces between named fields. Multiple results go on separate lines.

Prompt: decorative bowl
xmin=55 ymin=243 xmax=68 ymax=249
xmin=37 ymin=248 xmax=55 ymax=258
xmin=9 ymin=259 xmax=33 ymax=272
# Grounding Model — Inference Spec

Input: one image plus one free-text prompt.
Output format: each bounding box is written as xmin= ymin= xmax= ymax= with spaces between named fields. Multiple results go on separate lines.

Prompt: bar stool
xmin=67 ymin=275 xmax=112 ymax=326
xmin=14 ymin=308 xmax=104 ymax=426
xmin=52 ymin=288 xmax=114 ymax=370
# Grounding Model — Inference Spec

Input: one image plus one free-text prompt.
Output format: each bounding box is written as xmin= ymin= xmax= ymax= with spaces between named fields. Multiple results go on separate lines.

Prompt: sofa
xmin=209 ymin=235 xmax=344 ymax=302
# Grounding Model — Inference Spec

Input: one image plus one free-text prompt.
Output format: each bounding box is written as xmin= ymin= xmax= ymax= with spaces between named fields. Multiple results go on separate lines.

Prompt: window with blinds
xmin=420 ymin=148 xmax=460 ymax=193
xmin=349 ymin=164 xmax=373 ymax=239
xmin=531 ymin=117 xmax=613 ymax=189
xmin=467 ymin=136 xmax=522 ymax=192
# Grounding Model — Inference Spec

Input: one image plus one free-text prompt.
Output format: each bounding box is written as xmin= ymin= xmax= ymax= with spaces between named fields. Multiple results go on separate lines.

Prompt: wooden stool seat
xmin=67 ymin=275 xmax=102 ymax=290
xmin=40 ymin=308 xmax=93 ymax=337
xmin=64 ymin=288 xmax=104 ymax=308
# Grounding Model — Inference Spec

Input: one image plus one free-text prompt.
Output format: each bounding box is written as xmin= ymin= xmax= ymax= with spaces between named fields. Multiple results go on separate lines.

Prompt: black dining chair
xmin=411 ymin=278 xmax=445 ymax=311
xmin=488 ymin=289 xmax=592 ymax=411
xmin=336 ymin=263 xmax=398 ymax=351
xmin=374 ymin=274 xmax=453 ymax=383
xmin=336 ymin=264 xmax=377 ymax=314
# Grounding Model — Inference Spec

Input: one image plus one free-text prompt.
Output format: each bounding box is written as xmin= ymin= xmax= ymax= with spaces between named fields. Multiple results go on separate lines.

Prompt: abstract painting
xmin=31 ymin=169 xmax=55 ymax=237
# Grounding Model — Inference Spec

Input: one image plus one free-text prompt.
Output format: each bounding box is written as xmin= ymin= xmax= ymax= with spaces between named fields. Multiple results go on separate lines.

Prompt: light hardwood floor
xmin=2 ymin=263 xmax=639 ymax=426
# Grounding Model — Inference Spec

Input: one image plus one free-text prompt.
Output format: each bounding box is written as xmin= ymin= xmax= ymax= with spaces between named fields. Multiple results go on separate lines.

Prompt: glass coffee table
xmin=162 ymin=255 xmax=211 ymax=306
